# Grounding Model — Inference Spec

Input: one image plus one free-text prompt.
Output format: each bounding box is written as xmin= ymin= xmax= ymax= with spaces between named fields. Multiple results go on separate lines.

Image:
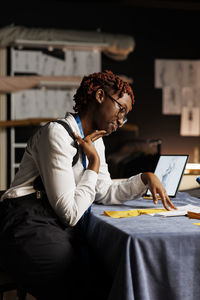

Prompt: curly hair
xmin=73 ymin=70 xmax=134 ymax=113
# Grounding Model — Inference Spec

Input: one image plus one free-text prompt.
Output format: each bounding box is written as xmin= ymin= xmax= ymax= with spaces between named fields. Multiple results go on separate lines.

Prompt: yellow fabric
xmin=104 ymin=208 xmax=167 ymax=218
xmin=193 ymin=223 xmax=200 ymax=226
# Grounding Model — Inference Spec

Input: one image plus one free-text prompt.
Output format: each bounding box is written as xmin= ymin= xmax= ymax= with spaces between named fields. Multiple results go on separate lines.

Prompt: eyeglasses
xmin=104 ymin=90 xmax=128 ymax=125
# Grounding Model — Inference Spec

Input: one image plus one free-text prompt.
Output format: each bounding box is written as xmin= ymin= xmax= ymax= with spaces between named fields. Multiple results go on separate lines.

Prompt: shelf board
xmin=13 ymin=39 xmax=109 ymax=51
xmin=0 ymin=118 xmax=56 ymax=128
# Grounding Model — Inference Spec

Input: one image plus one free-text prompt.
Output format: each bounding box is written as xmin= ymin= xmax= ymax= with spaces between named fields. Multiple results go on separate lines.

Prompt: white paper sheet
xmin=51 ymin=90 xmax=75 ymax=117
xmin=155 ymin=59 xmax=199 ymax=88
xmin=13 ymin=90 xmax=37 ymax=119
xmin=13 ymin=88 xmax=76 ymax=119
xmin=150 ymin=204 xmax=200 ymax=217
xmin=64 ymin=49 xmax=101 ymax=76
xmin=12 ymin=50 xmax=43 ymax=74
xmin=40 ymin=54 xmax=65 ymax=76
xmin=180 ymin=106 xmax=200 ymax=136
xmin=182 ymin=87 xmax=194 ymax=107
xmin=155 ymin=59 xmax=172 ymax=88
xmin=162 ymin=86 xmax=182 ymax=114
xmin=173 ymin=60 xmax=185 ymax=86
xmin=63 ymin=50 xmax=74 ymax=75
xmin=183 ymin=60 xmax=197 ymax=87
xmin=34 ymin=89 xmax=45 ymax=117
xmin=194 ymin=88 xmax=200 ymax=106
xmin=155 ymin=59 xmax=189 ymax=88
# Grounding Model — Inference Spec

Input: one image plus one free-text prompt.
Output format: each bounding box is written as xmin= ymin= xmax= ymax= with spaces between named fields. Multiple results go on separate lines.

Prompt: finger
xmin=151 ymin=189 xmax=158 ymax=205
xmin=161 ymin=198 xmax=170 ymax=211
xmin=73 ymin=132 xmax=83 ymax=143
xmin=161 ymin=189 xmax=177 ymax=210
xmin=92 ymin=132 xmax=107 ymax=142
xmin=156 ymin=188 xmax=170 ymax=211
xmin=166 ymin=195 xmax=177 ymax=210
xmin=160 ymin=193 xmax=171 ymax=211
xmin=87 ymin=130 xmax=107 ymax=142
xmin=89 ymin=130 xmax=107 ymax=139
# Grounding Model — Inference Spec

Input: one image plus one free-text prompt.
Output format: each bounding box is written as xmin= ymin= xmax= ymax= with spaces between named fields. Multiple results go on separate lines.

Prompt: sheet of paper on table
xmin=150 ymin=204 xmax=200 ymax=217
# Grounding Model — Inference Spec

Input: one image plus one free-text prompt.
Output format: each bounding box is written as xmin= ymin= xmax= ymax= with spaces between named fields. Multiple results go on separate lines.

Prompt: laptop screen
xmin=145 ymin=155 xmax=189 ymax=197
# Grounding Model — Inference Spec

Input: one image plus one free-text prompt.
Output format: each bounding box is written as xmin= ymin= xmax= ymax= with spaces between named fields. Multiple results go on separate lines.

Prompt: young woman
xmin=0 ymin=70 xmax=176 ymax=299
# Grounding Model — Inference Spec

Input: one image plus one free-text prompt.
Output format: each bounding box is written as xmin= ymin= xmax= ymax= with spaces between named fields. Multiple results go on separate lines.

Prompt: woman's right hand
xmin=73 ymin=130 xmax=106 ymax=174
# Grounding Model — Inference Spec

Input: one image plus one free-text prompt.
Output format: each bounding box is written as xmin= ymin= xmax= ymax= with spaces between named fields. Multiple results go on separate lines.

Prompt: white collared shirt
xmin=1 ymin=113 xmax=147 ymax=226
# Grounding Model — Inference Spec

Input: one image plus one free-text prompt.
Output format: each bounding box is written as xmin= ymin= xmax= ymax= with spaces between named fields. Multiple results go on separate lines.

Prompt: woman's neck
xmin=78 ymin=111 xmax=94 ymax=137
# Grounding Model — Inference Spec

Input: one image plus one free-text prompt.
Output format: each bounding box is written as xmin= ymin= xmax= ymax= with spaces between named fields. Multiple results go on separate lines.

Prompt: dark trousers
xmin=0 ymin=193 xmax=91 ymax=300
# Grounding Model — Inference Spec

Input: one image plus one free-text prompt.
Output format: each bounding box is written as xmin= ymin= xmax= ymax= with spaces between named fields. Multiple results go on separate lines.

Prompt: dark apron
xmin=0 ymin=193 xmax=91 ymax=300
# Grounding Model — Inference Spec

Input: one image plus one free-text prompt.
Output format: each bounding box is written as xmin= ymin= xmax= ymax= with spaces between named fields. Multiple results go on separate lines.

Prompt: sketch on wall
xmin=180 ymin=106 xmax=200 ymax=136
xmin=11 ymin=48 xmax=101 ymax=120
xmin=12 ymin=49 xmax=101 ymax=76
xmin=162 ymin=87 xmax=182 ymax=115
xmin=155 ymin=60 xmax=200 ymax=88
xmin=13 ymin=89 xmax=76 ymax=119
xmin=155 ymin=59 xmax=200 ymax=136
xmin=63 ymin=50 xmax=101 ymax=76
xmin=12 ymin=50 xmax=43 ymax=74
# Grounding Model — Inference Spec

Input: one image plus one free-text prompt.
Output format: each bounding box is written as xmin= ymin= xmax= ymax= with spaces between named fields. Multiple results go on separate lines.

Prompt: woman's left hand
xmin=141 ymin=172 xmax=177 ymax=211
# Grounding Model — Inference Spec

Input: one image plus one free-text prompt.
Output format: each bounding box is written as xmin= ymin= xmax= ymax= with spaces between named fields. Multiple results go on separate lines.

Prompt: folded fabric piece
xmin=104 ymin=208 xmax=167 ymax=218
xmin=0 ymin=25 xmax=135 ymax=61
xmin=193 ymin=223 xmax=200 ymax=226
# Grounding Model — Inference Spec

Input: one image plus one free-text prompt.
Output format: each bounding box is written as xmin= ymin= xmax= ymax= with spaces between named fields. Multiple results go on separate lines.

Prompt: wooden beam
xmin=0 ymin=118 xmax=56 ymax=128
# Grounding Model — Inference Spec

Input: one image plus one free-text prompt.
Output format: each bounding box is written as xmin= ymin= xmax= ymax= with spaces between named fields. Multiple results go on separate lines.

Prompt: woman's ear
xmin=95 ymin=89 xmax=105 ymax=104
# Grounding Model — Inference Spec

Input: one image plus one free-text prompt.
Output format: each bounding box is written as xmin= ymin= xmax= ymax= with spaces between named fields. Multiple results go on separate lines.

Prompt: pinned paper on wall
xmin=13 ymin=90 xmax=36 ymax=119
xmin=56 ymin=90 xmax=76 ymax=115
xmin=63 ymin=50 xmax=101 ymax=76
xmin=180 ymin=106 xmax=200 ymax=136
xmin=155 ymin=60 xmax=173 ymax=88
xmin=11 ymin=48 xmax=101 ymax=120
xmin=182 ymin=87 xmax=194 ymax=106
xmin=12 ymin=89 xmax=76 ymax=119
xmin=162 ymin=87 xmax=182 ymax=115
xmin=12 ymin=49 xmax=101 ymax=76
xmin=12 ymin=50 xmax=43 ymax=74
xmin=155 ymin=59 xmax=200 ymax=136
xmin=183 ymin=60 xmax=197 ymax=87
xmin=155 ymin=59 xmax=199 ymax=88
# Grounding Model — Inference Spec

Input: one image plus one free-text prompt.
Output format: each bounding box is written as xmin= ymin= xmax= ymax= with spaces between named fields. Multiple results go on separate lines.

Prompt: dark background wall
xmin=1 ymin=2 xmax=200 ymax=162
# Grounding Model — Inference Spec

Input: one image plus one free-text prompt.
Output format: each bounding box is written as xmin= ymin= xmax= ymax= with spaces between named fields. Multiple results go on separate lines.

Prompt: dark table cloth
xmin=86 ymin=191 xmax=200 ymax=300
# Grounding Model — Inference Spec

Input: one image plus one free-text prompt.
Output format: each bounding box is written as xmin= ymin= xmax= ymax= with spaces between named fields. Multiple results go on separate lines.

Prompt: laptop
xmin=143 ymin=154 xmax=189 ymax=198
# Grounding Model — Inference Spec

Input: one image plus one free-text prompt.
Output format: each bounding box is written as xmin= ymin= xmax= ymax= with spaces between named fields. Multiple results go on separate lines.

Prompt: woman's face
xmin=94 ymin=89 xmax=132 ymax=135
